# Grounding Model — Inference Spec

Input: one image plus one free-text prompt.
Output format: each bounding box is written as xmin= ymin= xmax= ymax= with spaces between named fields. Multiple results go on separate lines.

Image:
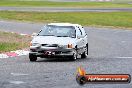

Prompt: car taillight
xmin=68 ymin=44 xmax=72 ymax=48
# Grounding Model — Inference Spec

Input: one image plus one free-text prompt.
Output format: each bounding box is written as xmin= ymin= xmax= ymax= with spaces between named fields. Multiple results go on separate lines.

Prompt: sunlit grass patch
xmin=0 ymin=11 xmax=132 ymax=28
xmin=0 ymin=1 xmax=132 ymax=8
xmin=0 ymin=31 xmax=31 ymax=53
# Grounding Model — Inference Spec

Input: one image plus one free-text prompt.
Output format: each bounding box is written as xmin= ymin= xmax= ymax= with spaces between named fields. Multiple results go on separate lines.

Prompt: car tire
xmin=29 ymin=54 xmax=37 ymax=62
xmin=71 ymin=50 xmax=77 ymax=61
xmin=81 ymin=44 xmax=88 ymax=58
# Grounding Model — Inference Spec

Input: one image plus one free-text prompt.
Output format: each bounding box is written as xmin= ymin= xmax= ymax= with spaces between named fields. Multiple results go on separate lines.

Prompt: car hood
xmin=32 ymin=36 xmax=76 ymax=45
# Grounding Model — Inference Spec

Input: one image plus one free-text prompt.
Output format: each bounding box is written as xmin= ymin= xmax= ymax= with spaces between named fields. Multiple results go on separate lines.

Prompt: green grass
xmin=0 ymin=11 xmax=132 ymax=28
xmin=0 ymin=1 xmax=132 ymax=8
xmin=0 ymin=31 xmax=31 ymax=53
xmin=0 ymin=42 xmax=20 ymax=52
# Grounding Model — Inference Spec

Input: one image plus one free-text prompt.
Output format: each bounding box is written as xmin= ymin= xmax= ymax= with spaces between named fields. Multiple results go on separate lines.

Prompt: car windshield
xmin=38 ymin=25 xmax=76 ymax=38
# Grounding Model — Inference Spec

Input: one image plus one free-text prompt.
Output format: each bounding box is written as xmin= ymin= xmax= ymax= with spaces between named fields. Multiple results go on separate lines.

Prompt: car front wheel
xmin=71 ymin=50 xmax=77 ymax=61
xmin=29 ymin=54 xmax=37 ymax=62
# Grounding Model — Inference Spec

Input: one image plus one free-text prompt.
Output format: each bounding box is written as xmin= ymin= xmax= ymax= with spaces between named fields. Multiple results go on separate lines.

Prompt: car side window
xmin=79 ymin=26 xmax=86 ymax=36
xmin=76 ymin=26 xmax=82 ymax=37
xmin=78 ymin=27 xmax=83 ymax=35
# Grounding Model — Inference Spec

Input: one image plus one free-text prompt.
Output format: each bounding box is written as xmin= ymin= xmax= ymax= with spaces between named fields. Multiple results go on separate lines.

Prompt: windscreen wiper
xmin=39 ymin=35 xmax=55 ymax=36
xmin=56 ymin=36 xmax=69 ymax=37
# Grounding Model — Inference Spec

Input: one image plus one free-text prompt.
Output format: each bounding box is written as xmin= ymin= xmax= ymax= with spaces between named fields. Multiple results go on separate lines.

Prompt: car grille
xmin=38 ymin=50 xmax=61 ymax=54
xmin=41 ymin=44 xmax=58 ymax=47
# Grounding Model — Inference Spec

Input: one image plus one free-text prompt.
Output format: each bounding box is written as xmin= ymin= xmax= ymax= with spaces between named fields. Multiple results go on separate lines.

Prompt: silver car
xmin=29 ymin=23 xmax=88 ymax=61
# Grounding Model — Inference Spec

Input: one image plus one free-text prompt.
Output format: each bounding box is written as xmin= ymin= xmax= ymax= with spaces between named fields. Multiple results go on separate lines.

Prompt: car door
xmin=78 ymin=25 xmax=87 ymax=47
xmin=75 ymin=26 xmax=84 ymax=54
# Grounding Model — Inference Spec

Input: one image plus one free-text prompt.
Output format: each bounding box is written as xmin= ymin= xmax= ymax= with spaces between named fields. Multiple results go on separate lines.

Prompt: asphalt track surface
xmin=0 ymin=7 xmax=132 ymax=12
xmin=0 ymin=20 xmax=132 ymax=88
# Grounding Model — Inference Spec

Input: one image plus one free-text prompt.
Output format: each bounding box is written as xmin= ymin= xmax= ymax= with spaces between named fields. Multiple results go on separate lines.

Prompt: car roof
xmin=48 ymin=23 xmax=80 ymax=27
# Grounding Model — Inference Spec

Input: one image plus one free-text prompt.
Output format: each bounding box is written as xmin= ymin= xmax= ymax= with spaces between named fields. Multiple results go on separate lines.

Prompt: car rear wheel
xmin=81 ymin=51 xmax=87 ymax=58
xmin=29 ymin=54 xmax=37 ymax=62
xmin=81 ymin=44 xmax=88 ymax=58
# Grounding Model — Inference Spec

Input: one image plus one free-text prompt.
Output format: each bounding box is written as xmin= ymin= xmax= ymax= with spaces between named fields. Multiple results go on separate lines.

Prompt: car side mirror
xmin=39 ymin=30 xmax=42 ymax=33
xmin=32 ymin=33 xmax=37 ymax=37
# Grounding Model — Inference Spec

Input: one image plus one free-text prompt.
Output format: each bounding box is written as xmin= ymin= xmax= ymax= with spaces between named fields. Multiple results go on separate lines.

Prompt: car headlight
xmin=58 ymin=45 xmax=67 ymax=48
xmin=30 ymin=43 xmax=40 ymax=46
xmin=59 ymin=44 xmax=73 ymax=48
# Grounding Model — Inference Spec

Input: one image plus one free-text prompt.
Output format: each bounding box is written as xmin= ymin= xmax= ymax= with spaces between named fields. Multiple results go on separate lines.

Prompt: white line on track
xmin=9 ymin=81 xmax=25 ymax=84
xmin=115 ymin=57 xmax=132 ymax=59
xmin=121 ymin=41 xmax=126 ymax=43
xmin=11 ymin=73 xmax=29 ymax=76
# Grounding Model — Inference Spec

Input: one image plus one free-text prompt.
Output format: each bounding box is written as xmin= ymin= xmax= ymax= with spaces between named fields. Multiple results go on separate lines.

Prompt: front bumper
xmin=29 ymin=46 xmax=75 ymax=58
